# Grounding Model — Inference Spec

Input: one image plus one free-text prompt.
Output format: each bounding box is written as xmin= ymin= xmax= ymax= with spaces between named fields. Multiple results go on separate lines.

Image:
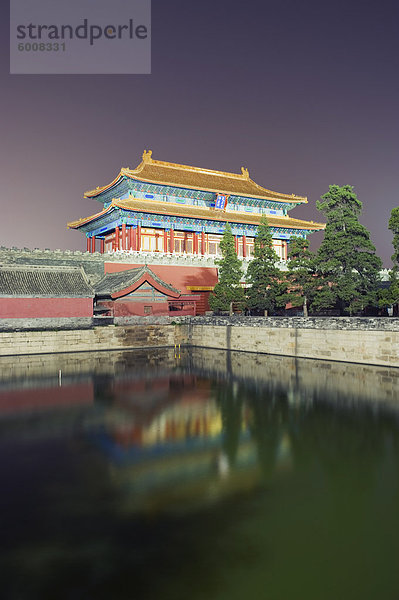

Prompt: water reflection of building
xmin=0 ymin=373 xmax=96 ymax=443
xmin=8 ymin=347 xmax=398 ymax=518
xmin=91 ymin=374 xmax=262 ymax=513
xmin=110 ymin=376 xmax=222 ymax=448
xmin=0 ymin=379 xmax=94 ymax=417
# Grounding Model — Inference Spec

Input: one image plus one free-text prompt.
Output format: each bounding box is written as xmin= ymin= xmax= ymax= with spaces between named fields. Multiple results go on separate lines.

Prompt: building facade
xmin=68 ymin=150 xmax=324 ymax=261
xmin=68 ymin=151 xmax=324 ymax=312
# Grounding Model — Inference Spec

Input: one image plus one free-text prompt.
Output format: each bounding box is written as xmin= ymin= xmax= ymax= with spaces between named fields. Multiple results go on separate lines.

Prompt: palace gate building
xmin=68 ymin=151 xmax=324 ymax=313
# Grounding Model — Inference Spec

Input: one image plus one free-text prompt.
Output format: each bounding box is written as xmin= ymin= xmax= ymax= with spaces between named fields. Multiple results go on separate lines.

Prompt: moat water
xmin=1 ymin=348 xmax=399 ymax=600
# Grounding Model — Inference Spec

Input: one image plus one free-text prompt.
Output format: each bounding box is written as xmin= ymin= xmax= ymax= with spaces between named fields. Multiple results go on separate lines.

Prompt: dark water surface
xmin=1 ymin=347 xmax=399 ymax=600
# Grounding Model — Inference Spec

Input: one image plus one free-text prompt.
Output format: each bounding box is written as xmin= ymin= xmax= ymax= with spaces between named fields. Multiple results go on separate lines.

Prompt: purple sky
xmin=2 ymin=0 xmax=399 ymax=265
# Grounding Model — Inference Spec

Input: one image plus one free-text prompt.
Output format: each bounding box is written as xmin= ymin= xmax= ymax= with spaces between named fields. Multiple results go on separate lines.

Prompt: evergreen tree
xmin=378 ymin=270 xmax=399 ymax=313
xmin=282 ymin=236 xmax=317 ymax=317
xmin=314 ymin=185 xmax=382 ymax=315
xmin=209 ymin=223 xmax=244 ymax=312
xmin=379 ymin=207 xmax=399 ymax=313
xmin=388 ymin=207 xmax=399 ymax=267
xmin=246 ymin=216 xmax=286 ymax=314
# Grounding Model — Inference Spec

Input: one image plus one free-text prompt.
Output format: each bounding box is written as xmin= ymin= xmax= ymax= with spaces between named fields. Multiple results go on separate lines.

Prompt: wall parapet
xmin=184 ymin=315 xmax=399 ymax=331
xmin=0 ymin=317 xmax=94 ymax=332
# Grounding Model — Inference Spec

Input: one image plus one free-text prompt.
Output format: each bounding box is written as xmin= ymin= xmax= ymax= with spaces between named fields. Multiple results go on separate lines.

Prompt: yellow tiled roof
xmin=84 ymin=150 xmax=307 ymax=204
xmin=68 ymin=197 xmax=325 ymax=231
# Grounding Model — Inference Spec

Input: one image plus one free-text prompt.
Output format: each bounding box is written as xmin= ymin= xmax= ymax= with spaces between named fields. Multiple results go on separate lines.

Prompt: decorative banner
xmin=215 ymin=194 xmax=228 ymax=210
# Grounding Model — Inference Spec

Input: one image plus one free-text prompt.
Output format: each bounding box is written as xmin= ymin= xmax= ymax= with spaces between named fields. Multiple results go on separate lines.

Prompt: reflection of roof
xmin=0 ymin=265 xmax=94 ymax=297
xmin=84 ymin=150 xmax=308 ymax=204
xmin=94 ymin=265 xmax=181 ymax=299
xmin=69 ymin=197 xmax=325 ymax=231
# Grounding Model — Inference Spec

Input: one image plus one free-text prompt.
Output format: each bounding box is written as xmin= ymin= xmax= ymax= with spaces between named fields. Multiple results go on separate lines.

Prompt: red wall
xmin=97 ymin=299 xmax=196 ymax=317
xmin=113 ymin=299 xmax=171 ymax=317
xmin=0 ymin=297 xmax=93 ymax=318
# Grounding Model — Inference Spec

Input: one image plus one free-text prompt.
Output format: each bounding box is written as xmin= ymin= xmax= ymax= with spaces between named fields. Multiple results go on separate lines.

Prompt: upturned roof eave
xmin=67 ymin=202 xmax=115 ymax=229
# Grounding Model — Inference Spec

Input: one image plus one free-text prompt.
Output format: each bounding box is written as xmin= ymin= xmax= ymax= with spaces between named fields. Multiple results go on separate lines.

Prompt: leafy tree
xmin=378 ymin=270 xmax=399 ymax=312
xmin=209 ymin=223 xmax=244 ymax=312
xmin=246 ymin=216 xmax=286 ymax=314
xmin=380 ymin=208 xmax=399 ymax=313
xmin=282 ymin=236 xmax=317 ymax=317
xmin=314 ymin=185 xmax=382 ymax=315
xmin=388 ymin=207 xmax=399 ymax=267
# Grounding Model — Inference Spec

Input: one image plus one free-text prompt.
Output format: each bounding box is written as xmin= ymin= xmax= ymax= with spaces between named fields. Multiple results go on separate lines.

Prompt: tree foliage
xmin=388 ymin=207 xmax=399 ymax=267
xmin=246 ymin=216 xmax=286 ymax=314
xmin=282 ymin=236 xmax=317 ymax=316
xmin=209 ymin=223 xmax=244 ymax=312
xmin=378 ymin=270 xmax=399 ymax=310
xmin=314 ymin=185 xmax=382 ymax=315
xmin=380 ymin=207 xmax=399 ymax=312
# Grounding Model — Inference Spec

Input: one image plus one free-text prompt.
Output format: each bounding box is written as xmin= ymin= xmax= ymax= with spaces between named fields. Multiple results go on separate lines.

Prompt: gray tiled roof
xmin=0 ymin=265 xmax=94 ymax=297
xmin=94 ymin=266 xmax=180 ymax=297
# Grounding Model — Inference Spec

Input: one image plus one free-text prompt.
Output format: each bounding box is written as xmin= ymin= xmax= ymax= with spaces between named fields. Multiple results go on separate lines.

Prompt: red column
xmin=115 ymin=226 xmax=120 ymax=251
xmin=283 ymin=241 xmax=288 ymax=260
xmin=137 ymin=224 xmax=141 ymax=251
xmin=91 ymin=236 xmax=96 ymax=253
xmin=242 ymin=235 xmax=247 ymax=258
xmin=163 ymin=229 xmax=168 ymax=252
xmin=86 ymin=237 xmax=90 ymax=252
xmin=170 ymin=229 xmax=174 ymax=253
xmin=201 ymin=231 xmax=205 ymax=255
xmin=121 ymin=223 xmax=126 ymax=250
xmin=131 ymin=227 xmax=136 ymax=251
xmin=193 ymin=232 xmax=198 ymax=254
xmin=100 ymin=239 xmax=105 ymax=254
xmin=235 ymin=235 xmax=239 ymax=254
xmin=128 ymin=227 xmax=133 ymax=250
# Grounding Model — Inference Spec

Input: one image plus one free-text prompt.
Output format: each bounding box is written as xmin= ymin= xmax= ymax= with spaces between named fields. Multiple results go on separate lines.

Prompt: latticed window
xmin=246 ymin=240 xmax=254 ymax=257
xmin=207 ymin=235 xmax=221 ymax=255
xmin=174 ymin=237 xmax=184 ymax=253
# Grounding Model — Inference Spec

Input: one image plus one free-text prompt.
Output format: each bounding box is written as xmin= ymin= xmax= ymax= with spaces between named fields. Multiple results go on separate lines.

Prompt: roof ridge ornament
xmin=142 ymin=149 xmax=153 ymax=163
xmin=241 ymin=166 xmax=249 ymax=179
